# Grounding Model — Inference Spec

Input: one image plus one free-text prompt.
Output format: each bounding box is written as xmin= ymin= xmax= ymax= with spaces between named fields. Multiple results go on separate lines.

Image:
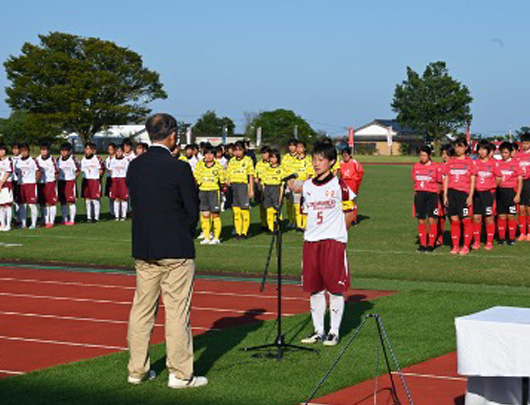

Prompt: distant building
xmin=194 ymin=134 xmax=253 ymax=148
xmin=65 ymin=125 xmax=150 ymax=153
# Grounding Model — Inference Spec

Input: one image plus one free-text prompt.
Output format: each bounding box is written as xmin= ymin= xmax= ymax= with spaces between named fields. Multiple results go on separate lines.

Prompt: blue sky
xmin=0 ymin=0 xmax=528 ymax=136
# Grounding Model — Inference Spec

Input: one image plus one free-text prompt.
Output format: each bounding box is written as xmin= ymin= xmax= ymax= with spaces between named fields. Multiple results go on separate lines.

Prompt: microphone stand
xmin=244 ymin=176 xmax=316 ymax=360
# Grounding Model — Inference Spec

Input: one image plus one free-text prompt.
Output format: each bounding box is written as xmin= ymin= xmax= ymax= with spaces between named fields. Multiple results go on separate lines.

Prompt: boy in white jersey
xmin=36 ymin=143 xmax=58 ymax=228
xmin=0 ymin=145 xmax=14 ymax=231
xmin=105 ymin=143 xmax=117 ymax=218
xmin=14 ymin=144 xmax=40 ymax=229
xmin=80 ymin=142 xmax=104 ymax=222
xmin=11 ymin=144 xmax=21 ymax=225
xmin=108 ymin=145 xmax=130 ymax=221
xmin=57 ymin=143 xmax=79 ymax=225
xmin=123 ymin=138 xmax=136 ymax=162
xmin=300 ymin=141 xmax=356 ymax=347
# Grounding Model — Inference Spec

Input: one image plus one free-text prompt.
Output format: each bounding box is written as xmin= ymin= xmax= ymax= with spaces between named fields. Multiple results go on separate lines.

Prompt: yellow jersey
xmin=178 ymin=154 xmax=188 ymax=162
xmin=282 ymin=152 xmax=298 ymax=168
xmin=288 ymin=155 xmax=314 ymax=181
xmin=262 ymin=164 xmax=287 ymax=186
xmin=255 ymin=159 xmax=269 ymax=181
xmin=194 ymin=159 xmax=225 ymax=191
xmin=226 ymin=155 xmax=255 ymax=184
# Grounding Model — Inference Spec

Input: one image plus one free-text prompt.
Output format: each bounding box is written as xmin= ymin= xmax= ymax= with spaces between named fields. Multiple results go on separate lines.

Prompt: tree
xmin=245 ymin=109 xmax=316 ymax=147
xmin=192 ymin=110 xmax=235 ymax=137
xmin=4 ymin=32 xmax=167 ymax=144
xmin=0 ymin=110 xmax=60 ymax=146
xmin=392 ymin=61 xmax=472 ymax=154
xmin=517 ymin=126 xmax=530 ymax=136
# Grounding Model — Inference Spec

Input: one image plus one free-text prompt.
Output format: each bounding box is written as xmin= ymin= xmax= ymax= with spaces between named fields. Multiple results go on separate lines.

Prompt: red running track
xmin=0 ymin=266 xmax=394 ymax=379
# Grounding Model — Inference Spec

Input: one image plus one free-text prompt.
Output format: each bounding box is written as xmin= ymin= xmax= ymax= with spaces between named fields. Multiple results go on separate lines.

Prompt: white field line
xmin=0 ymin=277 xmax=308 ymax=301
xmin=391 ymin=371 xmax=466 ymax=382
xmin=0 ymin=335 xmax=127 ymax=351
xmin=0 ymin=369 xmax=25 ymax=375
xmin=0 ymin=292 xmax=289 ymax=316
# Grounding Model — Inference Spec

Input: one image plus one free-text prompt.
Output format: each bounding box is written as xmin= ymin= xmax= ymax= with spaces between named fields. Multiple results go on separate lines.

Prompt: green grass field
xmin=1 ymin=163 xmax=530 ymax=404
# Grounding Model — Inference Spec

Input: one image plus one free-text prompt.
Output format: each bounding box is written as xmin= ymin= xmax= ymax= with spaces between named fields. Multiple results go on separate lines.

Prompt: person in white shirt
xmin=105 ymin=143 xmax=117 ymax=218
xmin=36 ymin=143 xmax=58 ymax=228
xmin=215 ymin=146 xmax=228 ymax=211
xmin=0 ymin=145 xmax=14 ymax=231
xmin=123 ymin=138 xmax=137 ymax=162
xmin=14 ymin=144 xmax=40 ymax=229
xmin=11 ymin=144 xmax=21 ymax=226
xmin=80 ymin=142 xmax=104 ymax=222
xmin=108 ymin=145 xmax=130 ymax=221
xmin=57 ymin=143 xmax=79 ymax=225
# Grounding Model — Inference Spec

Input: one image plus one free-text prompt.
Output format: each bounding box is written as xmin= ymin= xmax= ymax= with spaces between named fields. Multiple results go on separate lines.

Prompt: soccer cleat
xmin=29 ymin=225 xmax=37 ymax=230
xmin=120 ymin=218 xmax=126 ymax=222
xmin=416 ymin=246 xmax=426 ymax=253
xmin=323 ymin=333 xmax=340 ymax=347
xmin=498 ymin=240 xmax=505 ymax=246
xmin=2 ymin=226 xmax=11 ymax=232
xmin=459 ymin=246 xmax=470 ymax=255
xmin=45 ymin=223 xmax=54 ymax=228
xmin=450 ymin=247 xmax=459 ymax=255
xmin=209 ymin=238 xmax=221 ymax=245
xmin=425 ymin=246 xmax=435 ymax=253
xmin=301 ymin=332 xmax=325 ymax=344
xmin=65 ymin=221 xmax=75 ymax=226
xmin=115 ymin=218 xmax=120 ymax=222
xmin=128 ymin=369 xmax=156 ymax=385
xmin=517 ymin=234 xmax=527 ymax=242
xmin=471 ymin=242 xmax=481 ymax=250
xmin=168 ymin=374 xmax=208 ymax=389
xmin=200 ymin=239 xmax=211 ymax=245
xmin=507 ymin=240 xmax=515 ymax=246
xmin=198 ymin=232 xmax=205 ymax=240
xmin=527 ymin=234 xmax=530 ymax=242
xmin=240 ymin=234 xmax=248 ymax=240
xmin=484 ymin=243 xmax=494 ymax=251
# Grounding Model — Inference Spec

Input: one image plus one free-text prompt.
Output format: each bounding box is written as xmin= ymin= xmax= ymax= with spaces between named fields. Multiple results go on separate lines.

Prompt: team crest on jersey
xmin=325 ymin=189 xmax=336 ymax=198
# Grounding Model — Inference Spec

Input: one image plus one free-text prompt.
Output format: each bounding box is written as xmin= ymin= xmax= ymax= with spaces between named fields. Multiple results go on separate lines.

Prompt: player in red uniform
xmin=496 ymin=142 xmax=523 ymax=245
xmin=472 ymin=141 xmax=498 ymax=250
xmin=436 ymin=145 xmax=453 ymax=245
xmin=443 ymin=139 xmax=476 ymax=255
xmin=0 ymin=145 xmax=13 ymax=231
xmin=56 ymin=143 xmax=79 ymax=225
xmin=14 ymin=144 xmax=41 ymax=229
xmin=36 ymin=143 xmax=58 ymax=228
xmin=80 ymin=142 xmax=105 ymax=222
xmin=339 ymin=149 xmax=364 ymax=224
xmin=411 ymin=146 xmax=441 ymax=252
xmin=108 ymin=145 xmax=130 ymax=221
xmin=514 ymin=132 xmax=530 ymax=241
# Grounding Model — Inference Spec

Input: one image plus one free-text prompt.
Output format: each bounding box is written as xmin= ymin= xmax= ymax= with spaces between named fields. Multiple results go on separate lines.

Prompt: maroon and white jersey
xmin=124 ymin=151 xmax=136 ymax=162
xmin=11 ymin=155 xmax=21 ymax=183
xmin=36 ymin=156 xmax=57 ymax=183
xmin=80 ymin=155 xmax=104 ymax=180
xmin=15 ymin=156 xmax=39 ymax=184
xmin=57 ymin=155 xmax=79 ymax=181
xmin=109 ymin=157 xmax=129 ymax=178
xmin=105 ymin=156 xmax=115 ymax=178
xmin=0 ymin=157 xmax=13 ymax=184
xmin=302 ymin=175 xmax=356 ymax=244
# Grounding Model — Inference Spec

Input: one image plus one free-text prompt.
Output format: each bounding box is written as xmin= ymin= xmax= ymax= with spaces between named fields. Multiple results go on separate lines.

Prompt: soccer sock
xmin=69 ymin=203 xmax=76 ymax=223
xmin=62 ymin=205 xmax=68 ymax=223
xmin=86 ymin=200 xmax=92 ymax=220
xmin=212 ymin=216 xmax=222 ymax=240
xmin=497 ymin=218 xmax=507 ymax=240
xmin=353 ymin=205 xmax=358 ymax=223
xmin=266 ymin=207 xmax=276 ymax=232
xmin=301 ymin=214 xmax=307 ymax=229
xmin=49 ymin=206 xmax=56 ymax=225
xmin=310 ymin=291 xmax=326 ymax=335
xmin=438 ymin=217 xmax=446 ymax=242
xmin=5 ymin=206 xmax=12 ymax=228
xmin=20 ymin=205 xmax=27 ymax=227
xmin=109 ymin=198 xmax=115 ymax=217
xmin=508 ymin=219 xmax=517 ymax=240
xmin=201 ymin=216 xmax=212 ymax=240
xmin=518 ymin=215 xmax=527 ymax=236
xmin=486 ymin=222 xmax=495 ymax=245
xmin=93 ymin=200 xmax=101 ymax=221
xmin=113 ymin=201 xmax=120 ymax=219
xmin=241 ymin=209 xmax=250 ymax=235
xmin=294 ymin=204 xmax=302 ymax=228
xmin=473 ymin=221 xmax=482 ymax=244
xmin=418 ymin=223 xmax=427 ymax=246
xmin=29 ymin=204 xmax=38 ymax=228
xmin=232 ymin=207 xmax=242 ymax=235
xmin=451 ymin=220 xmax=461 ymax=248
xmin=329 ymin=293 xmax=345 ymax=336
xmin=428 ymin=224 xmax=437 ymax=247
xmin=462 ymin=218 xmax=473 ymax=248
xmin=0 ymin=207 xmax=5 ymax=229
xmin=42 ymin=206 xmax=48 ymax=224
xmin=121 ymin=201 xmax=128 ymax=219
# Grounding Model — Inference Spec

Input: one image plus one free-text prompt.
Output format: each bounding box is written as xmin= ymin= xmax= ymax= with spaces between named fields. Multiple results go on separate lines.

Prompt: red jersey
xmin=474 ymin=159 xmax=499 ymax=192
xmin=339 ymin=159 xmax=363 ymax=182
xmin=497 ymin=159 xmax=522 ymax=190
xmin=515 ymin=150 xmax=530 ymax=180
xmin=444 ymin=156 xmax=475 ymax=193
xmin=412 ymin=161 xmax=440 ymax=193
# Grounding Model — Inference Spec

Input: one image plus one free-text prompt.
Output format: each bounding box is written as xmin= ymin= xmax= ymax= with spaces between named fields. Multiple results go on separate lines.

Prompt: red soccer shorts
xmin=109 ymin=178 xmax=128 ymax=200
xmin=38 ymin=182 xmax=58 ymax=206
xmin=302 ymin=239 xmax=350 ymax=294
xmin=58 ymin=180 xmax=77 ymax=204
xmin=19 ymin=183 xmax=38 ymax=204
xmin=82 ymin=179 xmax=101 ymax=199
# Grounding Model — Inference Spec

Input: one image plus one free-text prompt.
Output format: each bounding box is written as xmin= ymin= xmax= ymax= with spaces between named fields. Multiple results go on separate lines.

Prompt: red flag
xmin=466 ymin=122 xmax=471 ymax=144
xmin=348 ymin=127 xmax=354 ymax=147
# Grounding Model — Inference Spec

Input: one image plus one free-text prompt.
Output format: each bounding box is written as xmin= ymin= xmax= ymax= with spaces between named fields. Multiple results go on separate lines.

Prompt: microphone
xmin=282 ymin=173 xmax=298 ymax=182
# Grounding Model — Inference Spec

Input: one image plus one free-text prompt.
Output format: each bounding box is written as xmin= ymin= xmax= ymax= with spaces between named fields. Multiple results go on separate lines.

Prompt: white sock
xmin=329 ymin=293 xmax=345 ymax=336
xmin=113 ymin=200 xmax=120 ymax=219
xmin=93 ymin=200 xmax=100 ymax=220
xmin=109 ymin=198 xmax=115 ymax=216
xmin=0 ymin=207 xmax=5 ymax=228
xmin=14 ymin=202 xmax=19 ymax=222
xmin=121 ymin=201 xmax=128 ymax=219
xmin=69 ymin=203 xmax=76 ymax=223
xmin=310 ymin=291 xmax=326 ymax=335
xmin=49 ymin=206 xmax=57 ymax=224
xmin=5 ymin=206 xmax=12 ymax=228
xmin=62 ymin=205 xmax=68 ymax=223
xmin=20 ymin=205 xmax=27 ymax=227
xmin=29 ymin=204 xmax=38 ymax=227
xmin=41 ymin=206 xmax=46 ymax=222
xmin=86 ymin=200 xmax=92 ymax=220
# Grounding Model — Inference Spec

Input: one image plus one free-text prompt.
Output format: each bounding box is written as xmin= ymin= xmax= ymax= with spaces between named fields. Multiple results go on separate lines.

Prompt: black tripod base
xmin=244 ymin=334 xmax=316 ymax=360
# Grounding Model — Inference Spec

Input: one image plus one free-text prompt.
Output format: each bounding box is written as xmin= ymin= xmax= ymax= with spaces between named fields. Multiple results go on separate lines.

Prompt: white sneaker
xmin=301 ymin=332 xmax=325 ymax=344
xmin=168 ymin=374 xmax=208 ymax=389
xmin=128 ymin=369 xmax=156 ymax=385
xmin=2 ymin=226 xmax=10 ymax=232
xmin=200 ymin=239 xmax=211 ymax=245
xmin=323 ymin=333 xmax=340 ymax=346
xmin=29 ymin=225 xmax=37 ymax=230
xmin=198 ymin=232 xmax=205 ymax=240
xmin=209 ymin=238 xmax=221 ymax=245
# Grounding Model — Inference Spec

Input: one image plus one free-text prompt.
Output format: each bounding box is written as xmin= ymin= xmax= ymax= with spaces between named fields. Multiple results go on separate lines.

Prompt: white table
xmin=456 ymin=306 xmax=530 ymax=405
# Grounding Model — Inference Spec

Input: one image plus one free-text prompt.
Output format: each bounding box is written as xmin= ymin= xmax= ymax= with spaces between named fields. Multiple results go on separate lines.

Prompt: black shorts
xmin=473 ymin=190 xmax=496 ymax=217
xmin=414 ymin=191 xmax=439 ymax=219
xmin=447 ymin=189 xmax=471 ymax=218
xmin=497 ymin=188 xmax=517 ymax=215
xmin=521 ymin=179 xmax=530 ymax=206
xmin=231 ymin=183 xmax=250 ymax=209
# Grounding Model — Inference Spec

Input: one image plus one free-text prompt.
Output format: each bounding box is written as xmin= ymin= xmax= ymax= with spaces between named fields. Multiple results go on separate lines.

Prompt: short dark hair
xmin=260 ymin=146 xmax=271 ymax=154
xmin=441 ymin=144 xmax=454 ymax=156
xmin=85 ymin=142 xmax=96 ymax=149
xmin=20 ymin=143 xmax=30 ymax=150
xmin=477 ymin=140 xmax=493 ymax=153
xmin=139 ymin=142 xmax=149 ymax=151
xmin=122 ymin=138 xmax=133 ymax=147
xmin=145 ymin=113 xmax=178 ymax=142
xmin=499 ymin=141 xmax=514 ymax=152
xmin=453 ymin=137 xmax=468 ymax=148
xmin=296 ymin=140 xmax=306 ymax=148
xmin=287 ymin=139 xmax=297 ymax=146
xmin=419 ymin=145 xmax=432 ymax=156
xmin=215 ymin=145 xmax=224 ymax=154
xmin=312 ymin=141 xmax=337 ymax=162
xmin=204 ymin=145 xmax=215 ymax=155
xmin=40 ymin=142 xmax=50 ymax=150
xmin=269 ymin=149 xmax=281 ymax=163
xmin=341 ymin=148 xmax=352 ymax=156
xmin=234 ymin=140 xmax=245 ymax=150
xmin=60 ymin=142 xmax=73 ymax=151
xmin=108 ymin=143 xmax=117 ymax=149
xmin=521 ymin=133 xmax=530 ymax=142
xmin=11 ymin=143 xmax=21 ymax=149
xmin=0 ymin=145 xmax=7 ymax=153
xmin=116 ymin=144 xmax=124 ymax=151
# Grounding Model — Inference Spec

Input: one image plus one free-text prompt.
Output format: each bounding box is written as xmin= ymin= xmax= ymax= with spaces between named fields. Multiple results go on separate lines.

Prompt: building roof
xmin=355 ymin=119 xmax=418 ymax=136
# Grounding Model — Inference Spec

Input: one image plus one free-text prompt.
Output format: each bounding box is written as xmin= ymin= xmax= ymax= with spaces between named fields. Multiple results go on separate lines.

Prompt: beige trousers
xmin=127 ymin=258 xmax=195 ymax=380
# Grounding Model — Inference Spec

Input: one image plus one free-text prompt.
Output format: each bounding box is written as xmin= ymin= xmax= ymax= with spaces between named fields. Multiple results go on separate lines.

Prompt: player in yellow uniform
xmin=288 ymin=140 xmax=315 ymax=231
xmin=261 ymin=150 xmax=287 ymax=233
xmin=282 ymin=139 xmax=299 ymax=228
xmin=255 ymin=146 xmax=271 ymax=230
xmin=194 ymin=146 xmax=225 ymax=245
xmin=226 ymin=141 xmax=254 ymax=239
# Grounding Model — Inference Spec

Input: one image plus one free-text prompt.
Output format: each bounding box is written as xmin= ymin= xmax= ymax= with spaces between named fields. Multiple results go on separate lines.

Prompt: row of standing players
xmin=0 ymin=139 xmax=365 ymax=236
xmin=412 ymin=135 xmax=530 ymax=254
